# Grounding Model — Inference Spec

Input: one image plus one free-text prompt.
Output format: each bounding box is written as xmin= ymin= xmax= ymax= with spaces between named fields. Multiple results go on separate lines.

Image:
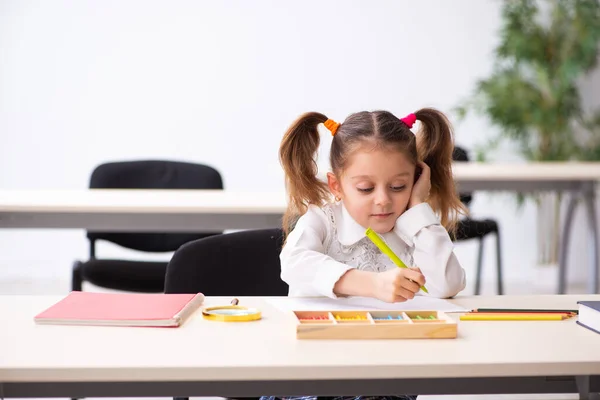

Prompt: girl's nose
xmin=374 ymin=189 xmax=391 ymax=207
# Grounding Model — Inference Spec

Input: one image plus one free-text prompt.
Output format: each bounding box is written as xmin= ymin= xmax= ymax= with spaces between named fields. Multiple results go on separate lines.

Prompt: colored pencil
xmin=473 ymin=308 xmax=578 ymax=314
xmin=470 ymin=311 xmax=575 ymax=317
xmin=365 ymin=228 xmax=428 ymax=293
xmin=471 ymin=311 xmax=575 ymax=317
xmin=460 ymin=313 xmax=567 ymax=321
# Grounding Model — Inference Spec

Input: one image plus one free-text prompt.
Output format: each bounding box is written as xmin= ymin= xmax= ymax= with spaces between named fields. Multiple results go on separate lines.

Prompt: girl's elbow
xmin=279 ymin=256 xmax=295 ymax=285
xmin=442 ymin=254 xmax=466 ymax=297
xmin=428 ymin=282 xmax=464 ymax=299
xmin=440 ymin=280 xmax=466 ymax=298
xmin=439 ymin=270 xmax=466 ymax=298
xmin=427 ymin=266 xmax=466 ymax=298
xmin=280 ymin=267 xmax=297 ymax=286
xmin=279 ymin=252 xmax=307 ymax=286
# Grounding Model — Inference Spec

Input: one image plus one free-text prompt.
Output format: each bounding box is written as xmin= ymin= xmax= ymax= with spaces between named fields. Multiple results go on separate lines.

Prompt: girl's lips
xmin=371 ymin=213 xmax=393 ymax=218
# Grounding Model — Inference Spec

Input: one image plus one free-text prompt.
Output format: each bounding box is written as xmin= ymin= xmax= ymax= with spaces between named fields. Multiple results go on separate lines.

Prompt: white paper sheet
xmin=266 ymin=295 xmax=470 ymax=313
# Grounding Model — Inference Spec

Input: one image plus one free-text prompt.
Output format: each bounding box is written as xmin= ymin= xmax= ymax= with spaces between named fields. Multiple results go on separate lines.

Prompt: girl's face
xmin=328 ymin=147 xmax=416 ymax=234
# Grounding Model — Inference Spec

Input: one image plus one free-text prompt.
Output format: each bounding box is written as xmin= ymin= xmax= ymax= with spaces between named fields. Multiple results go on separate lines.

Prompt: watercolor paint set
xmin=293 ymin=310 xmax=457 ymax=339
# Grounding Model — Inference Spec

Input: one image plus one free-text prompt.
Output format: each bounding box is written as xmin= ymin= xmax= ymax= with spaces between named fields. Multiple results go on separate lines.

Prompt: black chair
xmin=453 ymin=146 xmax=504 ymax=295
xmin=165 ymin=228 xmax=288 ymax=296
xmin=165 ymin=228 xmax=287 ymax=400
xmin=72 ymin=160 xmax=224 ymax=293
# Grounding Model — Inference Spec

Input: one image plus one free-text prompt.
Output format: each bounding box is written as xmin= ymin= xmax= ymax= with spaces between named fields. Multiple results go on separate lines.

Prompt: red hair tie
xmin=400 ymin=113 xmax=416 ymax=128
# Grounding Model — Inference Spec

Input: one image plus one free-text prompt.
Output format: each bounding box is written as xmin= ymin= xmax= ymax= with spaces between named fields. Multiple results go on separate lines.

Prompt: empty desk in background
xmin=1 ymin=162 xmax=599 ymax=292
xmin=0 ymin=189 xmax=286 ymax=232
xmin=453 ymin=162 xmax=600 ymax=294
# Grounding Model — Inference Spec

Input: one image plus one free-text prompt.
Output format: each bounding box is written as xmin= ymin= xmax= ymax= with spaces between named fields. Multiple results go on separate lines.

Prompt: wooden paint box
xmin=294 ymin=310 xmax=457 ymax=339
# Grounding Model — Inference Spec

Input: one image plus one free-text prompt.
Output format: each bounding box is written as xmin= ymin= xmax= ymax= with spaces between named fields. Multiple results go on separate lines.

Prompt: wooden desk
xmin=1 ymin=162 xmax=599 ymax=293
xmin=1 ymin=295 xmax=599 ymax=399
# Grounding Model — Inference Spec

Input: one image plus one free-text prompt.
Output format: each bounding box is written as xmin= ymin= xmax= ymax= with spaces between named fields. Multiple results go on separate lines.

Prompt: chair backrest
xmin=87 ymin=160 xmax=224 ymax=253
xmin=452 ymin=145 xmax=472 ymax=207
xmin=164 ymin=228 xmax=289 ymax=296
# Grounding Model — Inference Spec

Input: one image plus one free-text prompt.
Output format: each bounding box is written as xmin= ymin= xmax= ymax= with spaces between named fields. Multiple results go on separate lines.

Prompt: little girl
xmin=278 ymin=108 xmax=467 ymax=304
xmin=259 ymin=109 xmax=467 ymax=400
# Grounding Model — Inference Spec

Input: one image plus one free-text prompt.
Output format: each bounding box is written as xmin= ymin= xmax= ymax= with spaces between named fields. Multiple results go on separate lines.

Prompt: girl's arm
xmin=394 ymin=203 xmax=466 ymax=298
xmin=280 ymin=205 xmax=377 ymax=298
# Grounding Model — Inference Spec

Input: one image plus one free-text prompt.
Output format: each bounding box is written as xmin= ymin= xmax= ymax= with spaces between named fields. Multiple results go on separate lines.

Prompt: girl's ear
xmin=327 ymin=172 xmax=343 ymax=200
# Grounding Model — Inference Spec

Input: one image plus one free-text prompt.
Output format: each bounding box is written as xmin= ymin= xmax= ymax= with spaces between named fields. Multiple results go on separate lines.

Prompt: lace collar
xmin=330 ymin=201 xmax=368 ymax=246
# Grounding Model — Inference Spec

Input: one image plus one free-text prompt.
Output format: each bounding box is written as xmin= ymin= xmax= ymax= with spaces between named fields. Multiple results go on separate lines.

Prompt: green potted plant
xmin=455 ymin=0 xmax=600 ymax=269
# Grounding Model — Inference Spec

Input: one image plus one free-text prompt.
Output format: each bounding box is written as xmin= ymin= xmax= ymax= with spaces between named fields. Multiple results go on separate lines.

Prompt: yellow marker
xmin=365 ymin=228 xmax=428 ymax=293
xmin=460 ymin=314 xmax=565 ymax=321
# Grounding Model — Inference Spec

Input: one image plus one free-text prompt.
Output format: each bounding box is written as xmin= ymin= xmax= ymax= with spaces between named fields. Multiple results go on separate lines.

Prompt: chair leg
xmin=475 ymin=237 xmax=484 ymax=295
xmin=558 ymin=194 xmax=578 ymax=294
xmin=72 ymin=261 xmax=83 ymax=291
xmin=495 ymin=230 xmax=504 ymax=295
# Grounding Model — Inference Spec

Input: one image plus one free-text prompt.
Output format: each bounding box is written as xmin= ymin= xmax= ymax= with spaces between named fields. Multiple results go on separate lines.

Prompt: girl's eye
xmin=357 ymin=187 xmax=374 ymax=193
xmin=391 ymin=185 xmax=406 ymax=191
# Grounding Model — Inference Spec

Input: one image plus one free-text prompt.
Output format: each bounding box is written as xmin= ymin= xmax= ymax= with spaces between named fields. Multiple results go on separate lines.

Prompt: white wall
xmin=0 ymin=0 xmax=595 ymax=292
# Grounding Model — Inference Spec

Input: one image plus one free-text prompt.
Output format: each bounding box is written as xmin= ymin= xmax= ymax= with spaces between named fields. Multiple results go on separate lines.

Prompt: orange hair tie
xmin=324 ymin=119 xmax=340 ymax=136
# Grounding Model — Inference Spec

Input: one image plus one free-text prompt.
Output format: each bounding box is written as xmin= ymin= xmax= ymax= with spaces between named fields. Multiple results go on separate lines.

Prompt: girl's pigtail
xmin=413 ymin=108 xmax=467 ymax=235
xmin=279 ymin=112 xmax=333 ymax=235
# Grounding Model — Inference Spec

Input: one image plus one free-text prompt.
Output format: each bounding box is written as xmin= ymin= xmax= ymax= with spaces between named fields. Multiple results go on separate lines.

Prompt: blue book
xmin=577 ymin=301 xmax=600 ymax=335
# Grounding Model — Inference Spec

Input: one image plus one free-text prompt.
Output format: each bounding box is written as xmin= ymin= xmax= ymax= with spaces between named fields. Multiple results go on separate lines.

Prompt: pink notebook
xmin=34 ymin=291 xmax=205 ymax=327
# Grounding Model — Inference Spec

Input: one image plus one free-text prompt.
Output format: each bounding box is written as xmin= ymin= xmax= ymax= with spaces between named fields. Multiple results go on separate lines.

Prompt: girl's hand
xmin=409 ymin=161 xmax=431 ymax=208
xmin=372 ymin=267 xmax=426 ymax=303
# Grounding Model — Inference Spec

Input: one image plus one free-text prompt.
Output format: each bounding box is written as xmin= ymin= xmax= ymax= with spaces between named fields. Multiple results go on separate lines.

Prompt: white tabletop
xmin=1 ymin=162 xmax=599 ymax=214
xmin=0 ymin=190 xmax=287 ymax=231
xmin=0 ymin=163 xmax=599 ymax=232
xmin=1 ymin=294 xmax=599 ymax=384
xmin=0 ymin=189 xmax=287 ymax=214
xmin=452 ymin=162 xmax=600 ymax=181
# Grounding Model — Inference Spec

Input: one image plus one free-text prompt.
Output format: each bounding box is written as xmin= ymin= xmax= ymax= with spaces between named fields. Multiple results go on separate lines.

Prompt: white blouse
xmin=280 ymin=201 xmax=466 ymax=299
